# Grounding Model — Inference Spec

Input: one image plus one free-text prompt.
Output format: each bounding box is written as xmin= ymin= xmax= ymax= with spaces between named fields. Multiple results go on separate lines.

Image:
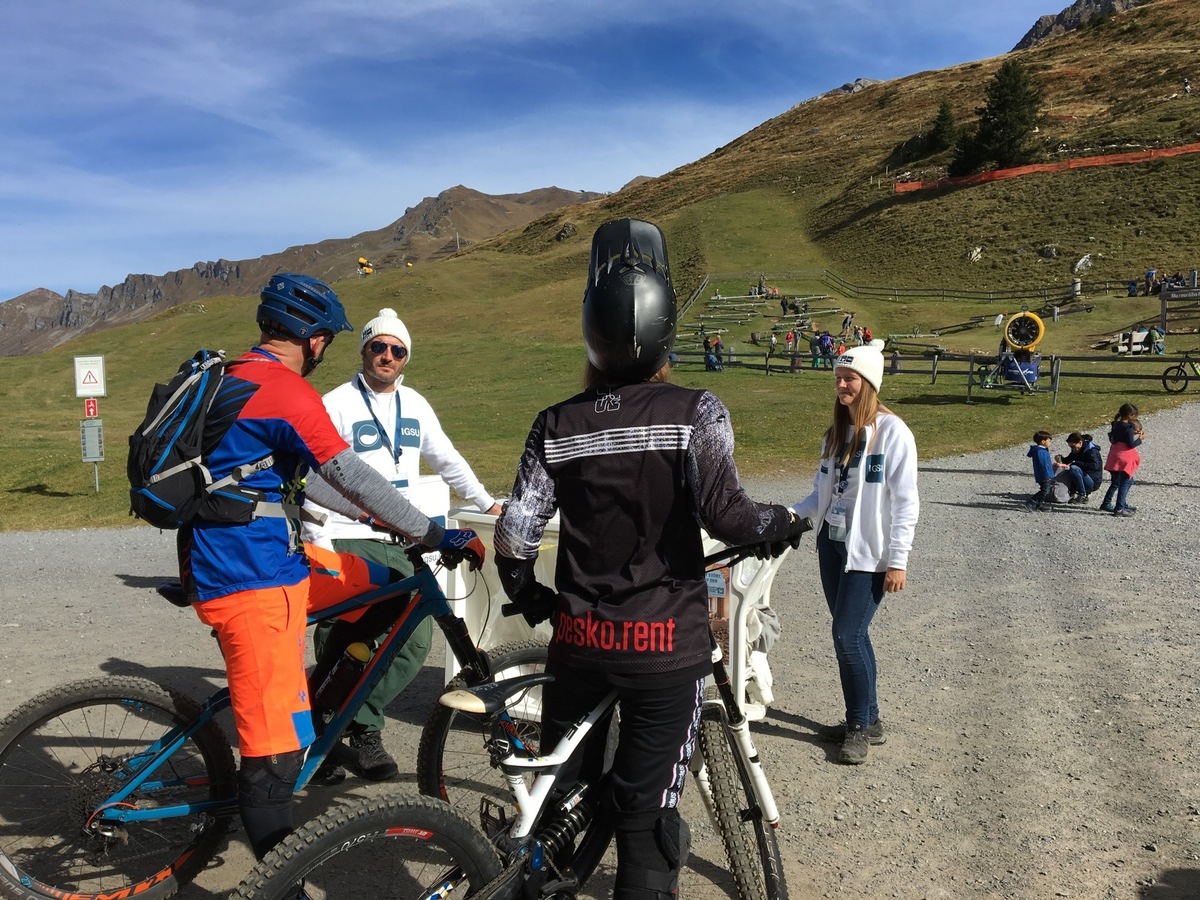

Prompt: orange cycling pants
xmin=193 ymin=544 xmax=397 ymax=758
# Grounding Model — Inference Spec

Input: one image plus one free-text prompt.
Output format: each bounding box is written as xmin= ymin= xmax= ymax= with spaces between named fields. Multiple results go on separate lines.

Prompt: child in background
xmin=1101 ymin=403 xmax=1144 ymax=517
xmin=1025 ymin=430 xmax=1056 ymax=511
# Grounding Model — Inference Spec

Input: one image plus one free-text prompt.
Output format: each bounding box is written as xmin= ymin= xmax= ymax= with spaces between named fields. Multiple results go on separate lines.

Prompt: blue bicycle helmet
xmin=256 ymin=273 xmax=353 ymax=339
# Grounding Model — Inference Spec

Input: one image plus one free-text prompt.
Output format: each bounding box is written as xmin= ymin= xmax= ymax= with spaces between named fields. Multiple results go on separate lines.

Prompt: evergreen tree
xmin=929 ymin=100 xmax=957 ymax=153
xmin=972 ymin=59 xmax=1044 ymax=169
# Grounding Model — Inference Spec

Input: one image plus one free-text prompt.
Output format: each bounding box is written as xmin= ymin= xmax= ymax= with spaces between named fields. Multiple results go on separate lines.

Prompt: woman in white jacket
xmin=792 ymin=341 xmax=919 ymax=765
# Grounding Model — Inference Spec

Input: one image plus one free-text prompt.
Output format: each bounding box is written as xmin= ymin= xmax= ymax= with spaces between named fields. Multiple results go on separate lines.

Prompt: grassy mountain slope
xmin=2 ymin=0 xmax=1197 ymax=531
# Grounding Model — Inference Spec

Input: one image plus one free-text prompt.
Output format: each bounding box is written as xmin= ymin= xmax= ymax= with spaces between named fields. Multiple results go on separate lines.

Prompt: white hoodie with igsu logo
xmin=791 ymin=413 xmax=919 ymax=573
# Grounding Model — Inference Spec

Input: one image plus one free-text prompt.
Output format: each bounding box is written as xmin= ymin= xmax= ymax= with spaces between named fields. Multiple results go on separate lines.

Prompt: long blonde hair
xmin=584 ymin=360 xmax=671 ymax=391
xmin=822 ymin=382 xmax=881 ymax=465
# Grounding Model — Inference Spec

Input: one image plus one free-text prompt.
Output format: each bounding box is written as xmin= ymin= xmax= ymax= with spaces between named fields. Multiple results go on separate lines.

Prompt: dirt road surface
xmin=1 ymin=404 xmax=1197 ymax=898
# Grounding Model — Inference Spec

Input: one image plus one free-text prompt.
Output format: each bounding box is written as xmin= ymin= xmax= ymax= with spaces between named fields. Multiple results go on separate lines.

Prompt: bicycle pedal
xmin=479 ymin=797 xmax=509 ymax=837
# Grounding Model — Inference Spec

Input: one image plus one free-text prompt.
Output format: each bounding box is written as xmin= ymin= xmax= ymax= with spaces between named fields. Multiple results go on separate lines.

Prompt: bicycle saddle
xmin=439 ymin=672 xmax=555 ymax=715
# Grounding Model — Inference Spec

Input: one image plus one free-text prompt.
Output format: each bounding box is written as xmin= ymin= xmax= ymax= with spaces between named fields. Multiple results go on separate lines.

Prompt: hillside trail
xmin=2 ymin=402 xmax=1199 ymax=898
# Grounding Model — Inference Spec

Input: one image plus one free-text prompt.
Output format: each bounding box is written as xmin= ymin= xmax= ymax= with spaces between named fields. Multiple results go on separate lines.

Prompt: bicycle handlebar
xmin=702 ymin=516 xmax=814 ymax=568
xmin=498 ymin=519 xmax=813 ymax=619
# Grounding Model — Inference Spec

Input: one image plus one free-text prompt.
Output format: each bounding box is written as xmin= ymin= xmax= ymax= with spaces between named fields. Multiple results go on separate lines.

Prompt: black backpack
xmin=128 ymin=350 xmax=276 ymax=529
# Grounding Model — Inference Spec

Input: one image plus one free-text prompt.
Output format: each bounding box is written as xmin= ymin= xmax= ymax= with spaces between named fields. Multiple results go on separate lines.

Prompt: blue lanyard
xmin=356 ymin=375 xmax=403 ymax=467
xmin=836 ymin=436 xmax=865 ymax=495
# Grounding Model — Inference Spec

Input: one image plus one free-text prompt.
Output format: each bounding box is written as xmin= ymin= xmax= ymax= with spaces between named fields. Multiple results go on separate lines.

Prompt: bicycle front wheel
xmin=416 ymin=641 xmax=547 ymax=832
xmin=0 ymin=676 xmax=236 ymax=900
xmin=1162 ymin=364 xmax=1189 ymax=393
xmin=699 ymin=705 xmax=788 ymax=900
xmin=233 ymin=795 xmax=502 ymax=899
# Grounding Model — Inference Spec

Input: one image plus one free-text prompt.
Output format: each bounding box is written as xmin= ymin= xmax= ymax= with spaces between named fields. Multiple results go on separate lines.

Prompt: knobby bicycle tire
xmin=0 ymin=676 xmax=236 ymax=900
xmin=416 ymin=641 xmax=547 ymax=833
xmin=698 ymin=704 xmax=788 ymax=900
xmin=233 ymin=794 xmax=501 ymax=900
xmin=1161 ymin=365 xmax=1189 ymax=393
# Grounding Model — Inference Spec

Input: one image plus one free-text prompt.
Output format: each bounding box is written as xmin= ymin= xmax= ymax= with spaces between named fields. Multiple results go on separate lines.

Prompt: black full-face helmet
xmin=581 ymin=218 xmax=676 ymax=383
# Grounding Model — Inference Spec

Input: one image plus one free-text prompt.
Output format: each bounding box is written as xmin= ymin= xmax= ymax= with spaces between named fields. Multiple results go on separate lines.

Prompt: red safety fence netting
xmin=894 ymin=142 xmax=1200 ymax=192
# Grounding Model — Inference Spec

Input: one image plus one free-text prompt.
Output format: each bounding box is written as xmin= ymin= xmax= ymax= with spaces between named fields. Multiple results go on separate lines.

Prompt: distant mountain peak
xmin=0 ymin=186 xmax=600 ymax=358
xmin=1013 ymin=0 xmax=1149 ymax=51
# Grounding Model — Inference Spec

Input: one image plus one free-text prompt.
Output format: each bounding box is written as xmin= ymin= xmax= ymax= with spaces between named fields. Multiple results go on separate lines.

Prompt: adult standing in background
xmin=791 ymin=340 xmax=919 ymax=765
xmin=178 ymin=274 xmax=482 ymax=860
xmin=495 ymin=219 xmax=805 ymax=899
xmin=305 ymin=308 xmax=502 ymax=783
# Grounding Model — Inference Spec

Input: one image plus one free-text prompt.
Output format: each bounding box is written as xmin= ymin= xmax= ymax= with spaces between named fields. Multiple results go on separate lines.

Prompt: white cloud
xmin=0 ymin=0 xmax=1059 ymax=299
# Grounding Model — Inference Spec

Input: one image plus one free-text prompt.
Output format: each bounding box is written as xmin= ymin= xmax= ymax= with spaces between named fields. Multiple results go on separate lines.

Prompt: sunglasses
xmin=367 ymin=340 xmax=408 ymax=360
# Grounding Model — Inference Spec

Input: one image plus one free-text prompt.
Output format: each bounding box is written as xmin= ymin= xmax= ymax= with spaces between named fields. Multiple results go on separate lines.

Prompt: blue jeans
xmin=1102 ymin=472 xmax=1134 ymax=510
xmin=1065 ymin=466 xmax=1096 ymax=496
xmin=816 ymin=524 xmax=886 ymax=727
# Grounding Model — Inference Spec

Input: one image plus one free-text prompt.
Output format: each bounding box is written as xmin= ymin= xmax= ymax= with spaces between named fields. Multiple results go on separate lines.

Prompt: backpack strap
xmin=205 ymin=455 xmax=327 ymax=526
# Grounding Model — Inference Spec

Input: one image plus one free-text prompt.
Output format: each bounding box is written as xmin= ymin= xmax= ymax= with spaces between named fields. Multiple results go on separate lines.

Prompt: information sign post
xmin=80 ymin=418 xmax=104 ymax=493
xmin=74 ymin=357 xmax=106 ymax=493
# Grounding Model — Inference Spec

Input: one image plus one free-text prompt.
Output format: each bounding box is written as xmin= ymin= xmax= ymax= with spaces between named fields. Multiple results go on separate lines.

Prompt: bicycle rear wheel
xmin=1162 ymin=364 xmax=1189 ymax=393
xmin=0 ymin=676 xmax=236 ymax=900
xmin=699 ymin=704 xmax=788 ymax=900
xmin=232 ymin=794 xmax=501 ymax=899
xmin=416 ymin=641 xmax=546 ymax=832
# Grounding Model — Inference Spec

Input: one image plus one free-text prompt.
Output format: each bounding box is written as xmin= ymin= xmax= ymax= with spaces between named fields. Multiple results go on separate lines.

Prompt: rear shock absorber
xmin=537 ymin=781 xmax=594 ymax=858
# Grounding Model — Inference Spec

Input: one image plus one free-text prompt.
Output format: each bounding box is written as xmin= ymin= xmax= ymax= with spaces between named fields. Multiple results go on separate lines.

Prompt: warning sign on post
xmin=74 ymin=356 xmax=106 ymax=398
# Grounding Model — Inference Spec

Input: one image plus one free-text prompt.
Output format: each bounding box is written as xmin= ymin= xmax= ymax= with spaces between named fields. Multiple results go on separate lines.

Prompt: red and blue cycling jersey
xmin=179 ymin=348 xmax=350 ymax=602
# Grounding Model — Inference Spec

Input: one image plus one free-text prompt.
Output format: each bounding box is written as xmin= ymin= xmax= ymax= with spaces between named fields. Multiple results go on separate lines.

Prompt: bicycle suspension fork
xmin=706 ymin=629 xmax=781 ymax=827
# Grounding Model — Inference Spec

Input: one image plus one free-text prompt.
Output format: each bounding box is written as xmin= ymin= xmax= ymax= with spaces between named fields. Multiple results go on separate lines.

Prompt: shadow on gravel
xmin=920 ymin=466 xmax=1027 ymax=478
xmin=1139 ymin=867 xmax=1200 ymax=898
xmin=94 ymin=655 xmax=447 ymax=730
xmin=117 ymin=573 xmax=176 ymax=589
xmin=761 ymin=709 xmax=850 ymax=765
xmin=894 ymin=394 xmax=1013 ymax=405
xmin=761 ymin=708 xmax=827 ymax=746
xmin=97 ymin=658 xmax=228 ymax=707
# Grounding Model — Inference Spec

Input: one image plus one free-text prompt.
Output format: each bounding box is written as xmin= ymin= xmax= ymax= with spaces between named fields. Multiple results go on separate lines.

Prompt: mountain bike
xmin=232 ymin=538 xmax=804 ymax=900
xmin=417 ymin=536 xmax=792 ymax=830
xmin=1161 ymin=349 xmax=1200 ymax=393
xmin=0 ymin=536 xmax=544 ymax=900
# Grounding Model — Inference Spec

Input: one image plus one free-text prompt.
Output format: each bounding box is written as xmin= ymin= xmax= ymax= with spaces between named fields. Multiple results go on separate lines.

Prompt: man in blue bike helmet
xmin=256 ymin=271 xmax=352 ymax=375
xmin=495 ymin=221 xmax=806 ymax=900
xmin=177 ymin=272 xmax=485 ymax=862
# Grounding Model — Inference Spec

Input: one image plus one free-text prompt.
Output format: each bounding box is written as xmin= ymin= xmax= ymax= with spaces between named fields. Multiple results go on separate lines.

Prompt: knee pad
xmin=238 ymin=750 xmax=303 ymax=859
xmin=613 ymin=809 xmax=689 ymax=900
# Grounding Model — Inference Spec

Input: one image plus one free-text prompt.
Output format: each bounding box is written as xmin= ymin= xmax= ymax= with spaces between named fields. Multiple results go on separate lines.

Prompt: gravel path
xmin=1 ymin=402 xmax=1197 ymax=899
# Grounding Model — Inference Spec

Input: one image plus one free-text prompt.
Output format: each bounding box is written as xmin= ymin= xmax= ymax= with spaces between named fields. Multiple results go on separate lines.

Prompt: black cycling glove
xmin=495 ymin=553 xmax=559 ymax=626
xmin=756 ymin=513 xmax=813 ymax=559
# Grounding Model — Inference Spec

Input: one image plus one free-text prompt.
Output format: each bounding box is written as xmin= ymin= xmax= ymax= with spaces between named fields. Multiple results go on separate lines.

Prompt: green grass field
xmin=5 ymin=0 xmax=1198 ymax=531
xmin=1 ymin=224 xmax=1192 ymax=532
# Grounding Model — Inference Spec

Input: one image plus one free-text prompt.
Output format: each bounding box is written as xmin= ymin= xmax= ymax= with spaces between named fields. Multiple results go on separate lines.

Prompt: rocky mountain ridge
xmin=0 ymin=185 xmax=600 ymax=358
xmin=1012 ymin=0 xmax=1148 ymax=51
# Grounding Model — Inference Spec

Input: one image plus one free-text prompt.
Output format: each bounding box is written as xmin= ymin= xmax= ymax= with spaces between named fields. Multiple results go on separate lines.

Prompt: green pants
xmin=313 ymin=538 xmax=434 ymax=735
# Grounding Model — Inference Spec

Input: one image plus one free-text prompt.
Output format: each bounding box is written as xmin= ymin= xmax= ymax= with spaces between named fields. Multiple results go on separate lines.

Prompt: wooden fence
xmin=671 ymin=348 xmax=1193 ymax=406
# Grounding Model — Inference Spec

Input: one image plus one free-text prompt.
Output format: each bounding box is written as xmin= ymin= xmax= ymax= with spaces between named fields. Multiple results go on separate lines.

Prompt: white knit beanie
xmin=359 ymin=308 xmax=412 ymax=360
xmin=834 ymin=339 xmax=886 ymax=393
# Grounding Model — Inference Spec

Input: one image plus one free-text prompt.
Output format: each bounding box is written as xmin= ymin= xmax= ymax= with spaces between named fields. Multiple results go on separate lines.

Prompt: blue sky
xmin=1 ymin=0 xmax=1058 ymax=301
